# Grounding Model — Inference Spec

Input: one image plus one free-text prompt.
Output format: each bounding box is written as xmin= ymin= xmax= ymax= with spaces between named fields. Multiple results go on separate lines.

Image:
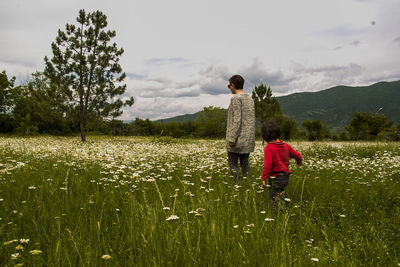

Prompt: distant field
xmin=1 ymin=137 xmax=399 ymax=266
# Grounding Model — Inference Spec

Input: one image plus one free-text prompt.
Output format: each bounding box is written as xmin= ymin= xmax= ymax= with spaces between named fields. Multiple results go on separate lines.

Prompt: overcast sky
xmin=1 ymin=0 xmax=399 ymax=120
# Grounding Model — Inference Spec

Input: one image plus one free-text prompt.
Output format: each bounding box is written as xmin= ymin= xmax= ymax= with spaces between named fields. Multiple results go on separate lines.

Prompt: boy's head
xmin=262 ymin=122 xmax=281 ymax=142
xmin=228 ymin=75 xmax=244 ymax=90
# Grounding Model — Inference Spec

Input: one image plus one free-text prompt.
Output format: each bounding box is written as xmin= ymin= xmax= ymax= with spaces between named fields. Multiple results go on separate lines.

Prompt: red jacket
xmin=262 ymin=141 xmax=303 ymax=181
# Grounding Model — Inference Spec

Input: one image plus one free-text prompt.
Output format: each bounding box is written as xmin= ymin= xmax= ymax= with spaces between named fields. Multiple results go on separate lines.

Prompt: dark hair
xmin=229 ymin=75 xmax=244 ymax=89
xmin=261 ymin=122 xmax=281 ymax=142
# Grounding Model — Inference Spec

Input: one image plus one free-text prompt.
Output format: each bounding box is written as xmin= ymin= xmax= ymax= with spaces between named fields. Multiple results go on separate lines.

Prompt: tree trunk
xmin=80 ymin=112 xmax=86 ymax=142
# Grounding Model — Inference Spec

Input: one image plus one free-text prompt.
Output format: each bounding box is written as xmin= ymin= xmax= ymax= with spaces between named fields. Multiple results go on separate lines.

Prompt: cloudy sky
xmin=1 ymin=0 xmax=399 ymax=120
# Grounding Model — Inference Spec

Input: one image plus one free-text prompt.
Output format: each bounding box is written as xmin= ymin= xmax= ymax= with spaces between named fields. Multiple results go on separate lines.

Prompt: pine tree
xmin=44 ymin=9 xmax=134 ymax=141
xmin=0 ymin=70 xmax=16 ymax=114
xmin=251 ymin=83 xmax=282 ymax=124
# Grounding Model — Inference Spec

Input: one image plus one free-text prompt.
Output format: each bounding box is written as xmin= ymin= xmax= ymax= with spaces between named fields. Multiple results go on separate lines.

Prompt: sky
xmin=1 ymin=0 xmax=399 ymax=120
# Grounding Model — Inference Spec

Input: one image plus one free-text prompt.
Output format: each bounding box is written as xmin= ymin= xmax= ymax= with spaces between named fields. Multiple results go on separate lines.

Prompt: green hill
xmin=153 ymin=80 xmax=400 ymax=132
xmin=154 ymin=112 xmax=200 ymax=124
xmin=278 ymin=80 xmax=400 ymax=132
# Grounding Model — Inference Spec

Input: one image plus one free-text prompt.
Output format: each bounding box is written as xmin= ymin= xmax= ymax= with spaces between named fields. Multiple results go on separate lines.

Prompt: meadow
xmin=1 ymin=136 xmax=399 ymax=266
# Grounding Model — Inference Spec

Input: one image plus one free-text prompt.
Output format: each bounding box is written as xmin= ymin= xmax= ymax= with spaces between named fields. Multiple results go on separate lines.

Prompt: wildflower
xmin=284 ymin=198 xmax=291 ymax=202
xmin=4 ymin=240 xmax=13 ymax=245
xmin=185 ymin=192 xmax=195 ymax=197
xmin=11 ymin=253 xmax=20 ymax=260
xmin=339 ymin=214 xmax=346 ymax=218
xmin=260 ymin=211 xmax=266 ymax=214
xmin=305 ymin=239 xmax=314 ymax=247
xmin=166 ymin=215 xmax=179 ymax=221
xmin=265 ymin=218 xmax=275 ymax=222
xmin=247 ymin=223 xmax=255 ymax=228
xmin=102 ymin=254 xmax=112 ymax=260
xmin=163 ymin=207 xmax=171 ymax=210
xmin=28 ymin=186 xmax=36 ymax=190
xmin=20 ymin=238 xmax=29 ymax=244
xmin=311 ymin=258 xmax=319 ymax=262
xmin=233 ymin=225 xmax=239 ymax=229
xmin=29 ymin=249 xmax=43 ymax=255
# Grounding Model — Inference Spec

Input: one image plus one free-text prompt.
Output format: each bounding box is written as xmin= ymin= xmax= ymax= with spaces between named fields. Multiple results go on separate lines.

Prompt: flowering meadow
xmin=1 ymin=137 xmax=399 ymax=266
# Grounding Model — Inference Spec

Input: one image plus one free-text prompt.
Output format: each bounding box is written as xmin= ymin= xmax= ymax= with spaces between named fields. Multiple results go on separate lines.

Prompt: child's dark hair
xmin=262 ymin=122 xmax=281 ymax=142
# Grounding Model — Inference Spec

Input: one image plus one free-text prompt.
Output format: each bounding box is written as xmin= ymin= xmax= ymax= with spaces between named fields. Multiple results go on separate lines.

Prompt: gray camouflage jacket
xmin=226 ymin=94 xmax=255 ymax=153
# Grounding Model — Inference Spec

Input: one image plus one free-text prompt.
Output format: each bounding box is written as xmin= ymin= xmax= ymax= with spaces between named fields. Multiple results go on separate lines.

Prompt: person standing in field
xmin=226 ymin=74 xmax=255 ymax=182
xmin=261 ymin=122 xmax=303 ymax=209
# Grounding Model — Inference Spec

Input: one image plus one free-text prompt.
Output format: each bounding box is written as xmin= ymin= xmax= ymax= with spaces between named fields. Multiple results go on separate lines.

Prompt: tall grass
xmin=1 ymin=137 xmax=399 ymax=266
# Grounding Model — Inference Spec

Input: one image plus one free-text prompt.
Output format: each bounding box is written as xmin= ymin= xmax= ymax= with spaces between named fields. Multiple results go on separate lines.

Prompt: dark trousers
xmin=228 ymin=152 xmax=250 ymax=182
xmin=268 ymin=172 xmax=290 ymax=208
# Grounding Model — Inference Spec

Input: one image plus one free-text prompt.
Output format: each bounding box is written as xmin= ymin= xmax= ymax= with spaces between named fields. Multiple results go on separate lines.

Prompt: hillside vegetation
xmin=156 ymin=80 xmax=400 ymax=133
xmin=279 ymin=81 xmax=400 ymax=132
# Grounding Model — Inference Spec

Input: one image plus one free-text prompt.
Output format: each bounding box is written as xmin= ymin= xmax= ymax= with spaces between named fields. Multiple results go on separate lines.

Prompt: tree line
xmin=1 ymin=68 xmax=399 ymax=141
xmin=1 ymin=9 xmax=399 ymax=141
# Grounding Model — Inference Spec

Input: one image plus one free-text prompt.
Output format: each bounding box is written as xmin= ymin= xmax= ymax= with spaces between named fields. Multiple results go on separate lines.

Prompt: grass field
xmin=1 ymin=137 xmax=399 ymax=266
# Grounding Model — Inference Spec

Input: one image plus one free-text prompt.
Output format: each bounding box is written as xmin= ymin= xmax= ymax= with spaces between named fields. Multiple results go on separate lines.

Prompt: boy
xmin=261 ymin=122 xmax=303 ymax=209
xmin=226 ymin=75 xmax=255 ymax=182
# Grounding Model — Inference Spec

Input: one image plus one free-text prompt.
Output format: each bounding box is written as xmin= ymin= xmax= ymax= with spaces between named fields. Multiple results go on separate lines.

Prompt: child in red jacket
xmin=261 ymin=122 xmax=303 ymax=209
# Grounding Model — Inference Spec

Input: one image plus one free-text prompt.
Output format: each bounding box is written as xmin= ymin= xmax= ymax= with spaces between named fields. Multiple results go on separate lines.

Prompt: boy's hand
xmin=262 ymin=180 xmax=266 ymax=187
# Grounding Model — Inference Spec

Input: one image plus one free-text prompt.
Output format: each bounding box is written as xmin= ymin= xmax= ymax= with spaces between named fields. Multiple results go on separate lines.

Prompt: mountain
xmin=278 ymin=81 xmax=400 ymax=132
xmin=153 ymin=80 xmax=400 ymax=132
xmin=154 ymin=113 xmax=199 ymax=124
